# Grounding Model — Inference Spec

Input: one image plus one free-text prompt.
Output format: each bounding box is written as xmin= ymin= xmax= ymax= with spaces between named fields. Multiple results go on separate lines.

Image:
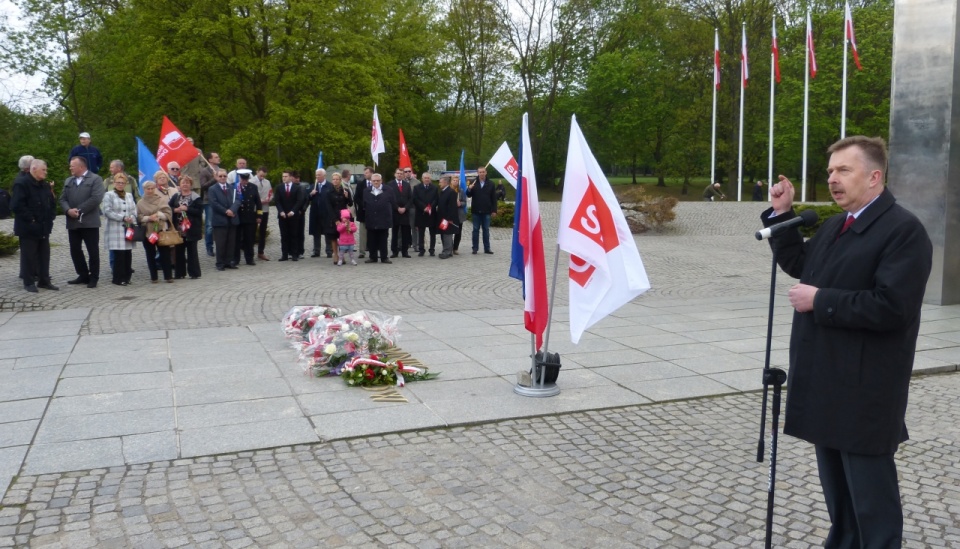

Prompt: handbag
xmin=130 ymin=223 xmax=147 ymax=242
xmin=157 ymin=227 xmax=184 ymax=247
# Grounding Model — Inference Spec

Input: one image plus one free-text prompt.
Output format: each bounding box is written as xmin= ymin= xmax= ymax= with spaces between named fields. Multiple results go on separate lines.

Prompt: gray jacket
xmin=60 ymin=172 xmax=105 ymax=229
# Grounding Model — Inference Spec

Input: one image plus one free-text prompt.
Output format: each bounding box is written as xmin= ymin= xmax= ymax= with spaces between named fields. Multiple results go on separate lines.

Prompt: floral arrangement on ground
xmin=282 ymin=306 xmax=439 ymax=387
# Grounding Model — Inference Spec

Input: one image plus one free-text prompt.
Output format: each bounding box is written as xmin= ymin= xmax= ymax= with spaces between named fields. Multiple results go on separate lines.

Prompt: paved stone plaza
xmin=1 ymin=202 xmax=959 ymax=547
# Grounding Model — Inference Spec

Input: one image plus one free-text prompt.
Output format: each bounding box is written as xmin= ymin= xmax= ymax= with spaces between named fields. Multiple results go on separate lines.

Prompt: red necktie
xmin=838 ymin=215 xmax=855 ymax=239
xmin=286 ymin=184 xmax=291 ymax=196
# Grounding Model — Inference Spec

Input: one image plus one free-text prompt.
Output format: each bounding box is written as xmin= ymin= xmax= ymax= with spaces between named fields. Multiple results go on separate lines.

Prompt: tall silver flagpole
xmin=738 ymin=22 xmax=747 ymax=202
xmin=803 ymin=9 xmax=811 ymax=203
xmin=711 ymin=29 xmax=718 ymax=189
xmin=841 ymin=4 xmax=849 ymax=138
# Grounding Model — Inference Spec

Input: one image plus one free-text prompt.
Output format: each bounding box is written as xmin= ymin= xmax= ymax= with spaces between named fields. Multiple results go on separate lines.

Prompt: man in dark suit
xmin=308 ymin=169 xmax=331 ymax=257
xmin=60 ymin=156 xmax=105 ymax=287
xmin=762 ymin=136 xmax=933 ymax=547
xmin=274 ymin=169 xmax=306 ymax=262
xmin=12 ymin=159 xmax=58 ymax=292
xmin=386 ymin=168 xmax=413 ymax=257
xmin=362 ymin=173 xmax=395 ymax=264
xmin=412 ymin=173 xmax=439 ymax=257
xmin=467 ymin=166 xmax=497 ymax=254
xmin=209 ymin=169 xmax=241 ymax=270
xmin=232 ymin=171 xmax=262 ymax=266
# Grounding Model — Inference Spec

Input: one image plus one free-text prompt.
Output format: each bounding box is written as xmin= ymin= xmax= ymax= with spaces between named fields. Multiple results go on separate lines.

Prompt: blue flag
xmin=136 ymin=137 xmax=161 ymax=196
xmin=316 ymin=150 xmax=324 ymax=170
xmin=459 ymin=150 xmax=468 ymax=215
xmin=509 ymin=126 xmax=525 ymax=283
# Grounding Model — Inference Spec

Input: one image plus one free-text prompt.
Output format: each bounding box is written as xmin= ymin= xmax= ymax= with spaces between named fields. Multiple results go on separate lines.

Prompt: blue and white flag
xmin=316 ymin=150 xmax=324 ymax=170
xmin=459 ymin=149 xmax=468 ymax=215
xmin=136 ymin=137 xmax=161 ymax=196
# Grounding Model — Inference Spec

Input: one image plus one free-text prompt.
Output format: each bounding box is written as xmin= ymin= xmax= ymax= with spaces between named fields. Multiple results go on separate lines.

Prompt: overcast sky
xmin=1 ymin=0 xmax=52 ymax=111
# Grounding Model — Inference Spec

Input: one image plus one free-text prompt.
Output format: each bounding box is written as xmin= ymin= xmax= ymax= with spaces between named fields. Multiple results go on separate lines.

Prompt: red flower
xmin=370 ymin=354 xmax=379 ymax=361
xmin=364 ymin=368 xmax=374 ymax=379
xmin=397 ymin=360 xmax=404 ymax=368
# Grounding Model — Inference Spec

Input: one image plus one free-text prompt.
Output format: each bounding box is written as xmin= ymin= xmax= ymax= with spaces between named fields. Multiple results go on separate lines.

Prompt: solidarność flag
xmin=772 ymin=18 xmax=781 ymax=84
xmin=714 ymin=30 xmax=721 ymax=90
xmin=488 ymin=142 xmax=518 ymax=188
xmin=558 ymin=115 xmax=650 ymax=344
xmin=371 ymin=105 xmax=385 ymax=165
xmin=807 ymin=12 xmax=818 ymax=78
xmin=156 ymin=116 xmax=201 ymax=173
xmin=741 ymin=25 xmax=749 ymax=88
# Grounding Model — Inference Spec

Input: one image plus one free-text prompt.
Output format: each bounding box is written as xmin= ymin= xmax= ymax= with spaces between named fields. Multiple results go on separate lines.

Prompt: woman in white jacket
xmin=101 ymin=173 xmax=138 ymax=286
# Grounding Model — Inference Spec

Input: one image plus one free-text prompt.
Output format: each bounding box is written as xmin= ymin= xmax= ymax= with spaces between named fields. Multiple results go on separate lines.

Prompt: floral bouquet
xmin=281 ymin=305 xmax=343 ymax=345
xmin=340 ymin=355 xmax=437 ymax=387
xmin=300 ymin=310 xmax=401 ymax=377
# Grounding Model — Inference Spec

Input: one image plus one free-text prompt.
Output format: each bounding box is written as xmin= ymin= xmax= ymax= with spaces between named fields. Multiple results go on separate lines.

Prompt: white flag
xmin=371 ymin=105 xmax=386 ymax=165
xmin=558 ymin=115 xmax=650 ymax=343
xmin=487 ymin=141 xmax=518 ymax=188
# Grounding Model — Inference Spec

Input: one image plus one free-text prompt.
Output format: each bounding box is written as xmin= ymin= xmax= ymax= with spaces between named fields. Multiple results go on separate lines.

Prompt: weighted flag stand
xmin=515 ymin=244 xmax=561 ymax=398
xmin=756 ymin=247 xmax=787 ymax=548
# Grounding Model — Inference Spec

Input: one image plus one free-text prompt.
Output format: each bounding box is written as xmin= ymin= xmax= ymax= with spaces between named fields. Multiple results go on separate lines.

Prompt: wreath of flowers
xmin=340 ymin=355 xmax=438 ymax=387
xmin=301 ymin=310 xmax=400 ymax=377
xmin=281 ymin=305 xmax=342 ymax=344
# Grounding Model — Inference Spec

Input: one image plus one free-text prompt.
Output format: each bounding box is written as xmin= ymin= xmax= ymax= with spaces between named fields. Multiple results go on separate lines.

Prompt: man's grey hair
xmin=19 ymin=155 xmax=35 ymax=170
xmin=111 ymin=159 xmax=124 ymax=169
xmin=167 ymin=161 xmax=180 ymax=170
xmin=30 ymin=159 xmax=47 ymax=170
xmin=316 ymin=169 xmax=326 ymax=177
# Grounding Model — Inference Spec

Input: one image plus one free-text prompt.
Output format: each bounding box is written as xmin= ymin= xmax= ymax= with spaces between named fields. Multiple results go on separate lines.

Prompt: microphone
xmin=755 ymin=209 xmax=819 ymax=240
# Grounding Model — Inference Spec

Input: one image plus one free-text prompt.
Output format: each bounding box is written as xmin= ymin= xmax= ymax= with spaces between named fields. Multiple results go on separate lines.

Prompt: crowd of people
xmin=8 ymin=134 xmax=504 ymax=292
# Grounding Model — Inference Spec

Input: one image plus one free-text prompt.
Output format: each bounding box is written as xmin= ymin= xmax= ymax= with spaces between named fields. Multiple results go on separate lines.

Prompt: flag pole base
xmin=514 ymin=383 xmax=560 ymax=398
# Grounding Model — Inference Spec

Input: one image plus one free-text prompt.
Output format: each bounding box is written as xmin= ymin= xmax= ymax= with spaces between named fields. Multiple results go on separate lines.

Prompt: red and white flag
xmin=741 ymin=25 xmax=749 ymax=88
xmin=371 ymin=105 xmax=385 ymax=165
xmin=398 ymin=129 xmax=412 ymax=171
xmin=771 ymin=18 xmax=781 ymax=84
xmin=845 ymin=2 xmax=862 ymax=70
xmin=508 ymin=113 xmax=548 ymax=350
xmin=156 ymin=116 xmax=201 ymax=172
xmin=488 ymin=141 xmax=518 ymax=188
xmin=714 ymin=29 xmax=720 ymax=90
xmin=807 ymin=12 xmax=818 ymax=78
xmin=558 ymin=115 xmax=650 ymax=344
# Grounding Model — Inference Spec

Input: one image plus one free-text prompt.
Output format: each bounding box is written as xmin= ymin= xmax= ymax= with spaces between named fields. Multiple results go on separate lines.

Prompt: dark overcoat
xmin=763 ymin=188 xmax=932 ymax=455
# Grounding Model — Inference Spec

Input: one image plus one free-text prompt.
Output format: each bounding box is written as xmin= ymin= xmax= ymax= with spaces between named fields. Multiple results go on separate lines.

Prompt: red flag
xmin=771 ymin=19 xmax=781 ymax=84
xmin=398 ymin=129 xmax=412 ymax=170
xmin=741 ymin=25 xmax=749 ymax=88
xmin=714 ymin=30 xmax=720 ymax=90
xmin=845 ymin=2 xmax=862 ymax=70
xmin=156 ymin=116 xmax=201 ymax=172
xmin=807 ymin=12 xmax=818 ymax=78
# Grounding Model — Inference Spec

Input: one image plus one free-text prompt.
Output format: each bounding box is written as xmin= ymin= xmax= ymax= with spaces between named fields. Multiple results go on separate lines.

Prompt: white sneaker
xmin=351 ymin=260 xmax=357 ymax=266
xmin=337 ymin=260 xmax=343 ymax=266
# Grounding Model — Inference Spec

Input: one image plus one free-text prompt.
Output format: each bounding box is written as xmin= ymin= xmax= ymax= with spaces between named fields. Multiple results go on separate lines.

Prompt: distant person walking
xmin=703 ymin=182 xmax=725 ymax=202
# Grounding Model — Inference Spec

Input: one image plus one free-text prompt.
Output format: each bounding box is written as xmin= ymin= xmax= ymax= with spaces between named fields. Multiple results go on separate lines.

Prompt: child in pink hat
xmin=336 ymin=209 xmax=358 ymax=266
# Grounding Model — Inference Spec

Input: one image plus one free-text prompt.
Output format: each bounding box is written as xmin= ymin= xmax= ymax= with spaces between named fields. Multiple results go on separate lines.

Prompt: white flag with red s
xmin=558 ymin=115 xmax=650 ymax=344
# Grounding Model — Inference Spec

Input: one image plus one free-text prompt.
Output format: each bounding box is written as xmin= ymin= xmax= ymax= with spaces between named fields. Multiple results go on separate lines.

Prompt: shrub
xmin=795 ymin=203 xmax=844 ymax=238
xmin=0 ymin=231 xmax=18 ymax=257
xmin=468 ymin=201 xmax=515 ymax=228
xmin=616 ymin=187 xmax=678 ymax=233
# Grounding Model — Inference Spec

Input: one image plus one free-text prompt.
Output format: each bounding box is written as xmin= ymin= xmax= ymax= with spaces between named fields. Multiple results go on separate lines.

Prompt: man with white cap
xmin=68 ymin=132 xmax=103 ymax=174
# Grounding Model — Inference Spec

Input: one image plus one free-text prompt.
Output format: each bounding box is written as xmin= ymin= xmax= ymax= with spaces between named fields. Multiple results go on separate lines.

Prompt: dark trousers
xmin=256 ymin=212 xmax=269 ymax=254
xmin=19 ymin=236 xmax=50 ymax=285
xmin=112 ymin=250 xmax=132 ymax=284
xmin=311 ymin=234 xmax=335 ymax=256
xmin=453 ymin=222 xmax=463 ymax=251
xmin=174 ymin=241 xmax=201 ymax=278
xmin=471 ymin=213 xmax=491 ymax=252
xmin=278 ymin=214 xmax=297 ymax=259
xmin=143 ymin=241 xmax=172 ymax=280
xmin=391 ymin=223 xmax=411 ymax=254
xmin=68 ymin=227 xmax=100 ymax=281
xmin=204 ymin=203 xmax=214 ymax=253
xmin=233 ymin=223 xmax=256 ymax=264
xmin=212 ymin=225 xmax=236 ymax=268
xmin=367 ymin=228 xmax=389 ymax=261
xmin=815 ymin=445 xmax=903 ymax=548
xmin=416 ymin=225 xmax=437 ymax=253
xmin=296 ymin=211 xmax=306 ymax=256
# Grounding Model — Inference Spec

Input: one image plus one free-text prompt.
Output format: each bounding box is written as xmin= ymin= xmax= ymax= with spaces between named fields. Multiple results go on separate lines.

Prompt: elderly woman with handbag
xmin=169 ymin=175 xmax=203 ymax=279
xmin=101 ymin=172 xmax=138 ymax=286
xmin=136 ymin=181 xmax=175 ymax=283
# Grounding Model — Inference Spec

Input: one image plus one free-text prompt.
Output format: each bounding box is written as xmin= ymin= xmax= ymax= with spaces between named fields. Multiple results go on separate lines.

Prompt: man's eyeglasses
xmin=170 ymin=168 xmax=180 ymax=171
xmin=216 ymin=175 xmax=227 ymax=179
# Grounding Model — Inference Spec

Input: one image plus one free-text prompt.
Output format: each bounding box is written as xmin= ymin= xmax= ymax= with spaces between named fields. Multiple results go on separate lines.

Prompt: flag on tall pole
xmin=771 ymin=18 xmax=781 ymax=84
xmin=845 ymin=2 xmax=862 ymax=70
xmin=558 ymin=115 xmax=650 ymax=344
xmin=156 ymin=116 xmax=201 ymax=172
xmin=737 ymin=23 xmax=748 ymax=201
xmin=371 ymin=105 xmax=385 ymax=165
xmin=488 ymin=142 xmax=518 ymax=187
xmin=136 ymin=137 xmax=161 ymax=196
xmin=710 ymin=29 xmax=719 ymax=189
xmin=803 ymin=9 xmax=815 ymax=202
xmin=768 ymin=16 xmax=778 ymax=202
xmin=509 ymin=113 xmax=548 ymax=350
xmin=398 ymin=129 xmax=412 ymax=171
xmin=316 ymin=150 xmax=324 ymax=170
xmin=807 ymin=11 xmax=818 ymax=78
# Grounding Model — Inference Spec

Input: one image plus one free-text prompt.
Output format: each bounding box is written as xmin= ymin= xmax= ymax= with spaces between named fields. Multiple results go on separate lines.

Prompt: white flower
xmin=362 ymin=321 xmax=371 ymax=329
xmin=344 ymin=332 xmax=359 ymax=342
xmin=324 ymin=344 xmax=337 ymax=355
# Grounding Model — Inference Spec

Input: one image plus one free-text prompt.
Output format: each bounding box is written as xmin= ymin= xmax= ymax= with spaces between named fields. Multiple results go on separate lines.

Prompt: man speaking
xmin=761 ymin=136 xmax=932 ymax=547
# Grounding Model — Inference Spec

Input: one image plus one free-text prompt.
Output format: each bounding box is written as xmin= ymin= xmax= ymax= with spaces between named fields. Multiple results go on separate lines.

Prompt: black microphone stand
xmin=757 ymin=247 xmax=787 ymax=549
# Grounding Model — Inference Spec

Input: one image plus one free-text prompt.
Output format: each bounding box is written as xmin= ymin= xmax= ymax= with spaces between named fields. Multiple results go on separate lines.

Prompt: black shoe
xmin=418 ymin=250 xmax=425 ymax=257
xmin=278 ymin=256 xmax=289 ymax=261
xmin=37 ymin=282 xmax=59 ymax=291
xmin=439 ymin=253 xmax=451 ymax=259
xmin=112 ymin=281 xmax=127 ymax=286
xmin=310 ymin=252 xmax=320 ymax=257
xmin=390 ymin=252 xmax=399 ymax=258
xmin=365 ymin=259 xmax=378 ymax=264
xmin=67 ymin=277 xmax=89 ymax=285
xmin=216 ymin=266 xmax=226 ymax=271
xmin=358 ymin=253 xmax=365 ymax=258
xmin=429 ymin=250 xmax=435 ymax=256
xmin=472 ymin=250 xmax=478 ymax=255
xmin=226 ymin=264 xmax=238 ymax=269
xmin=401 ymin=253 xmax=411 ymax=258
xmin=326 ymin=253 xmax=332 ymax=258
xmin=291 ymin=256 xmax=298 ymax=262
xmin=24 ymin=284 xmax=38 ymax=293
xmin=381 ymin=259 xmax=393 ymax=264
xmin=87 ymin=279 xmax=98 ymax=288
xmin=206 ymin=249 xmax=215 ymax=257
xmin=484 ymin=250 xmax=494 ymax=254
xmin=246 ymin=261 xmax=256 ymax=266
